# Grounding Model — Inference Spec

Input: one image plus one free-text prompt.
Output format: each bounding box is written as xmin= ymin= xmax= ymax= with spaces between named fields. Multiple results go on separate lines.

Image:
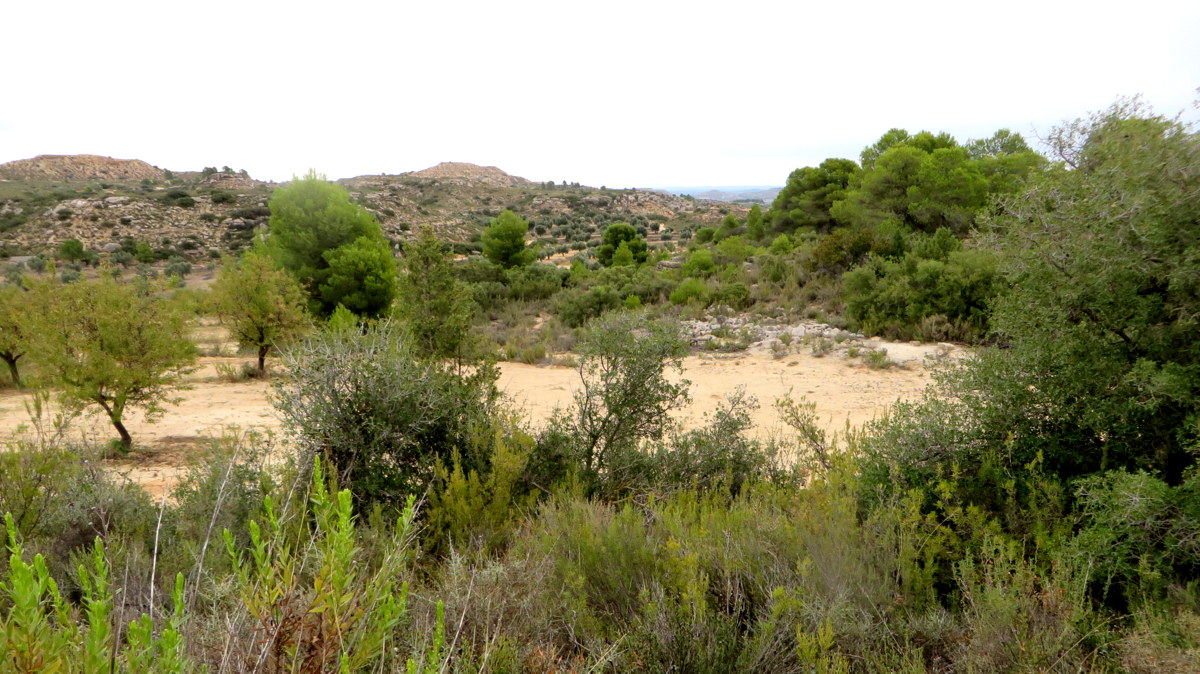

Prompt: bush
xmin=681 ymin=248 xmax=716 ymax=278
xmin=57 ymin=238 xmax=85 ymax=261
xmin=273 ymin=322 xmax=502 ymax=508
xmin=670 ymin=277 xmax=709 ymax=305
xmin=555 ymin=285 xmax=621 ymax=327
xmin=842 ymin=232 xmax=999 ymax=343
xmin=539 ymin=312 xmax=689 ymax=497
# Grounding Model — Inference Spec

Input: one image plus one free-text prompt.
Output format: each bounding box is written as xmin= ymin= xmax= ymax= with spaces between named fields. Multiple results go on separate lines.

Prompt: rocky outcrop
xmin=0 ymin=155 xmax=164 ymax=181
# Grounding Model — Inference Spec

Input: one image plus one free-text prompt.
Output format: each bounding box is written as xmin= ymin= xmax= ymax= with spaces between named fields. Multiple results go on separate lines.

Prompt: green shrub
xmin=555 ymin=285 xmax=621 ymax=327
xmin=681 ymin=248 xmax=716 ymax=278
xmin=842 ymin=233 xmax=999 ymax=343
xmin=670 ymin=277 xmax=708 ymax=305
xmin=57 ymin=238 xmax=85 ymax=261
xmin=1070 ymin=469 xmax=1200 ymax=609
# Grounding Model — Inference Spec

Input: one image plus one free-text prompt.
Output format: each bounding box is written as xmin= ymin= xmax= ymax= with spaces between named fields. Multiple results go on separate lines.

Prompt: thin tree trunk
xmin=1 ymin=352 xmax=20 ymax=388
xmin=257 ymin=344 xmax=269 ymax=378
xmin=112 ymin=418 xmax=133 ymax=452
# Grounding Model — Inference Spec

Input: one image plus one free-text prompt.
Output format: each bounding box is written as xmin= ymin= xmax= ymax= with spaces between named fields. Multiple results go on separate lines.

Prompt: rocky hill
xmin=0 ymin=155 xmax=164 ymax=182
xmin=0 ymin=157 xmax=745 ymax=262
xmin=407 ymin=162 xmax=535 ymax=188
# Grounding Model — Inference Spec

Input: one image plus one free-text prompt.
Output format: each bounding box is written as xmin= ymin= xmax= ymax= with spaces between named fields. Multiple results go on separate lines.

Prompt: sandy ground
xmin=0 ymin=340 xmax=959 ymax=498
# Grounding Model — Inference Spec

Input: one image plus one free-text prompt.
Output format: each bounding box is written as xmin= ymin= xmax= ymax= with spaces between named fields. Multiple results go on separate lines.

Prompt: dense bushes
xmin=843 ymin=229 xmax=1000 ymax=342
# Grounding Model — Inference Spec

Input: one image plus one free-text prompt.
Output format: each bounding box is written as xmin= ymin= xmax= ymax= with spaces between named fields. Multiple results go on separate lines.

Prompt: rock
xmin=100 ymin=242 xmax=122 ymax=253
xmin=105 ymin=196 xmax=129 ymax=205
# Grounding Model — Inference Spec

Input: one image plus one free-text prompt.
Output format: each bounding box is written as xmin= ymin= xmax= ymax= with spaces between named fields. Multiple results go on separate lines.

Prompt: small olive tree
xmin=537 ymin=312 xmax=690 ymax=494
xmin=272 ymin=321 xmax=500 ymax=507
xmin=24 ymin=275 xmax=196 ymax=451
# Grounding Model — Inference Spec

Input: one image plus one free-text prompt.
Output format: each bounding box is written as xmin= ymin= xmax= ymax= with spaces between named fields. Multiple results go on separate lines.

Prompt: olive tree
xmin=24 ymin=275 xmax=196 ymax=451
xmin=272 ymin=321 xmax=500 ymax=507
xmin=537 ymin=312 xmax=689 ymax=494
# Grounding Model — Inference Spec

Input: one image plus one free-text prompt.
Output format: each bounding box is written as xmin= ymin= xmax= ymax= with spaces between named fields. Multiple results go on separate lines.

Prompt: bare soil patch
xmin=0 ymin=340 xmax=961 ymax=497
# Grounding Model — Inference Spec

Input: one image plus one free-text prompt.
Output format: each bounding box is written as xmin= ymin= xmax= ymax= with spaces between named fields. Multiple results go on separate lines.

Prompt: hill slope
xmin=0 ymin=157 xmax=743 ymax=260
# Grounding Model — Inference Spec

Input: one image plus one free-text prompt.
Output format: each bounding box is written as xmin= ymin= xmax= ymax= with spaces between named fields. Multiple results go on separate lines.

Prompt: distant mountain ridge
xmin=660 ymin=186 xmax=780 ymax=204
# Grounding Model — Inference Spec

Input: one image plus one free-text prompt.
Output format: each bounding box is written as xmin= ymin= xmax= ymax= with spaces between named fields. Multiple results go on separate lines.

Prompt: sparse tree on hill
xmin=210 ymin=251 xmax=310 ymax=376
xmin=481 ymin=210 xmax=534 ymax=268
xmin=24 ymin=274 xmax=196 ymax=451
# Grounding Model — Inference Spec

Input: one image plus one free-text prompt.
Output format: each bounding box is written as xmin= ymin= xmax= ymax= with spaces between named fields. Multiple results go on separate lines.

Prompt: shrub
xmin=681 ymin=248 xmax=716 ymax=278
xmin=539 ymin=312 xmax=689 ymax=497
xmin=555 ymin=285 xmax=621 ymax=327
xmin=670 ymin=278 xmax=709 ymax=305
xmin=57 ymin=238 xmax=85 ymax=261
xmin=273 ymin=322 xmax=502 ymax=508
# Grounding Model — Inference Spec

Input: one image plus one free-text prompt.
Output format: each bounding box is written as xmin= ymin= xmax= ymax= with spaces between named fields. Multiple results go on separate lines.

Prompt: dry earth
xmin=0 ymin=340 xmax=962 ymax=499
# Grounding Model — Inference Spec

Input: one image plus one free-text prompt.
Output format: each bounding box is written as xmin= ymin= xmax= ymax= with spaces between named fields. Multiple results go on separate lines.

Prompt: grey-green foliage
xmin=542 ymin=312 xmax=690 ymax=494
xmin=272 ymin=321 xmax=500 ymax=507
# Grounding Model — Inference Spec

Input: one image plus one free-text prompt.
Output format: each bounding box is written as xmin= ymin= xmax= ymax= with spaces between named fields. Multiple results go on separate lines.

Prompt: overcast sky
xmin=2 ymin=0 xmax=1197 ymax=188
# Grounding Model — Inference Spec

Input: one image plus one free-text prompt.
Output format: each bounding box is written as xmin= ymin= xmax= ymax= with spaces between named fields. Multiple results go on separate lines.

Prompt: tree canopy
xmin=972 ymin=101 xmax=1200 ymax=484
xmin=24 ymin=275 xmax=196 ymax=450
xmin=481 ymin=210 xmax=534 ymax=269
xmin=210 ymin=251 xmax=310 ymax=376
xmin=395 ymin=226 xmax=479 ymax=362
xmin=596 ymin=223 xmax=648 ymax=267
xmin=266 ymin=171 xmax=397 ymax=317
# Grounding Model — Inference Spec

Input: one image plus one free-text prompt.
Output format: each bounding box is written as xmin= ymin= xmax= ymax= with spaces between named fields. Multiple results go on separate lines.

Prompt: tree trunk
xmin=257 ymin=344 xmax=269 ymax=378
xmin=112 ymin=418 xmax=133 ymax=452
xmin=1 ymin=353 xmax=20 ymax=388
xmin=99 ymin=398 xmax=132 ymax=453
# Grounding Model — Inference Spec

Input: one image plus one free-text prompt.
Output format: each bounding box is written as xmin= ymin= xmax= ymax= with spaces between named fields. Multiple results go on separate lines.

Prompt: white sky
xmin=2 ymin=0 xmax=1197 ymax=188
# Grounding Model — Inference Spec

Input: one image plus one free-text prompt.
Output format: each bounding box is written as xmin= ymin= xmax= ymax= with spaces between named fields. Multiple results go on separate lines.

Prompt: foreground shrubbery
xmin=4 ymin=427 xmax=1199 ymax=672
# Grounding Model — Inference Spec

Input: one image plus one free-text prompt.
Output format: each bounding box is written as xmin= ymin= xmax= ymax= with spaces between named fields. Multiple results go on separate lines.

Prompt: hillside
xmin=0 ymin=156 xmax=742 ymax=260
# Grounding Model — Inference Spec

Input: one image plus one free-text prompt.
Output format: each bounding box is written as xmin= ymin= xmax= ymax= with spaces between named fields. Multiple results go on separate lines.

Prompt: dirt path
xmin=0 ymin=341 xmax=958 ymax=498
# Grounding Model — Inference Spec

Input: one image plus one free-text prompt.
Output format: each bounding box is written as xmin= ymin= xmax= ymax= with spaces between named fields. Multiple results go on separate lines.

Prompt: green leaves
xmin=481 ymin=209 xmax=534 ymax=269
xmin=596 ymin=222 xmax=648 ymax=267
xmin=210 ymin=251 xmax=310 ymax=375
xmin=22 ymin=274 xmax=196 ymax=449
xmin=267 ymin=171 xmax=397 ymax=317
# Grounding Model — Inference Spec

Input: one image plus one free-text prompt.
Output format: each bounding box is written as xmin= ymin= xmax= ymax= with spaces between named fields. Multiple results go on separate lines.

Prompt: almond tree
xmin=210 ymin=251 xmax=310 ymax=376
xmin=25 ymin=274 xmax=196 ymax=451
xmin=0 ymin=283 xmax=30 ymax=387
